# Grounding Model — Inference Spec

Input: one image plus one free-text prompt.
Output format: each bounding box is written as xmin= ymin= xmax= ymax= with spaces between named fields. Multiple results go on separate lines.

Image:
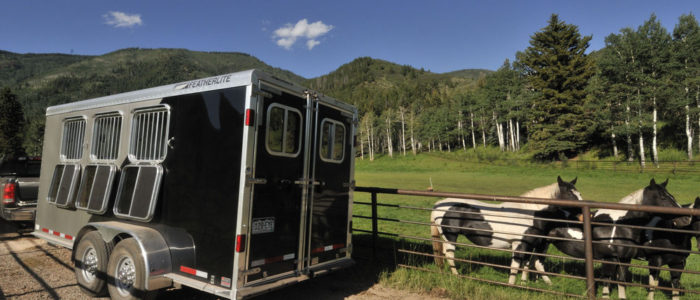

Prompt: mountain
xmin=1 ymin=48 xmax=305 ymax=119
xmin=306 ymin=57 xmax=489 ymax=114
xmin=0 ymin=48 xmax=491 ymax=154
xmin=443 ymin=69 xmax=493 ymax=81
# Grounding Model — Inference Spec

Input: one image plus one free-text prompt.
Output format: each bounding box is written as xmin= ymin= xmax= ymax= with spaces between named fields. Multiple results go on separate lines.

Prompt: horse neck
xmin=515 ymin=183 xmax=559 ymax=210
xmin=594 ymin=189 xmax=647 ymax=222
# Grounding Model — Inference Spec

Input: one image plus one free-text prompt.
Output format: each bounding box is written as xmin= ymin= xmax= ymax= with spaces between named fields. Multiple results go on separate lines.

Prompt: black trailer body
xmin=32 ymin=70 xmax=356 ymax=299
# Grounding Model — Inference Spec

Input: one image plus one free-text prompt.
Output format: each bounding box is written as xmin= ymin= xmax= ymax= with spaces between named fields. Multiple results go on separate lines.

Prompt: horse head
xmin=642 ymin=178 xmax=692 ymax=228
xmin=556 ymin=176 xmax=583 ymax=218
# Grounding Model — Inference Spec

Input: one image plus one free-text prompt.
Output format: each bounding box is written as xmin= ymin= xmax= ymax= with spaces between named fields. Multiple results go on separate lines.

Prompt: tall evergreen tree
xmin=637 ymin=14 xmax=672 ymax=166
xmin=0 ymin=87 xmax=26 ymax=158
xmin=672 ymin=13 xmax=700 ymax=160
xmin=516 ymin=14 xmax=595 ymax=159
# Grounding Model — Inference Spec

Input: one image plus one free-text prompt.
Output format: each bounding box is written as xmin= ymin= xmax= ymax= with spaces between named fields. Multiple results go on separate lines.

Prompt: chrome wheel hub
xmin=81 ymin=247 xmax=98 ymax=282
xmin=115 ymin=256 xmax=136 ymax=296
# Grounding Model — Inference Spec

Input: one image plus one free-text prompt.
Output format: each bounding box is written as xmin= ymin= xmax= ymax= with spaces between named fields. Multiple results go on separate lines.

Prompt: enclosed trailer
xmin=33 ymin=69 xmax=356 ymax=299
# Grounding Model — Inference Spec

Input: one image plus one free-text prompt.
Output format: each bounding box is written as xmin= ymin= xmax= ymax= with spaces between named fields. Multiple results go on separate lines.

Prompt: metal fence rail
xmin=352 ymin=186 xmax=700 ymax=300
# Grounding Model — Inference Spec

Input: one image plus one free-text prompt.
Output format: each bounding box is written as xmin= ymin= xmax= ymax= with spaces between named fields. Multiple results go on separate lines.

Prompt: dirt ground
xmin=0 ymin=219 xmax=448 ymax=300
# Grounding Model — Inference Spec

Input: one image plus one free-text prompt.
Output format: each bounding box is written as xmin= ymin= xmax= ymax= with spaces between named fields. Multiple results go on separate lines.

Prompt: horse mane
xmin=618 ymin=189 xmax=644 ymax=205
xmin=507 ymin=182 xmax=559 ymax=210
xmin=520 ymin=182 xmax=559 ymax=199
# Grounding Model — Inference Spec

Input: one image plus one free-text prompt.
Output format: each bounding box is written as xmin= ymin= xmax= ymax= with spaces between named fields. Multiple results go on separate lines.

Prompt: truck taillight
xmin=3 ymin=183 xmax=16 ymax=205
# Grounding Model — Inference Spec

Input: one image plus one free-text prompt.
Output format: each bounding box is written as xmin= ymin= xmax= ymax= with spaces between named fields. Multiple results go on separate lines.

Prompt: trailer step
xmin=164 ymin=273 xmax=232 ymax=299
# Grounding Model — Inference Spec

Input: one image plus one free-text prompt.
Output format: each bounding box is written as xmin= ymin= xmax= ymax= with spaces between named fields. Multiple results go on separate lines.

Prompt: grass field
xmin=351 ymin=152 xmax=700 ymax=300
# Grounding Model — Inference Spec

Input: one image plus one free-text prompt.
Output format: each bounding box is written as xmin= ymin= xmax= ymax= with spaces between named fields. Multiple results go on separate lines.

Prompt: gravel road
xmin=0 ymin=220 xmax=447 ymax=300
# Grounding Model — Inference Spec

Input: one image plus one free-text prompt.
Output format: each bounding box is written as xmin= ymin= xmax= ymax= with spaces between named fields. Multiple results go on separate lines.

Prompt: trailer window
xmin=113 ymin=165 xmax=162 ymax=222
xmin=46 ymin=163 xmax=81 ymax=208
xmin=319 ymin=119 xmax=345 ymax=163
xmin=91 ymin=113 xmax=122 ymax=161
xmin=75 ymin=164 xmax=116 ymax=214
xmin=266 ymin=104 xmax=302 ymax=157
xmin=129 ymin=106 xmax=170 ymax=163
xmin=60 ymin=117 xmax=86 ymax=161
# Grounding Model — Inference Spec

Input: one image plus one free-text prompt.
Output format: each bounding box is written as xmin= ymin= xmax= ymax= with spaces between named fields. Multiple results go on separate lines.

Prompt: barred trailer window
xmin=91 ymin=113 xmax=122 ymax=161
xmin=129 ymin=106 xmax=170 ymax=162
xmin=61 ymin=118 xmax=86 ymax=161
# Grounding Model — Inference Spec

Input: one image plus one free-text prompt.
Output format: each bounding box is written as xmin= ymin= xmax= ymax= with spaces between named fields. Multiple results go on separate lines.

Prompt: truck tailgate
xmin=15 ymin=178 xmax=39 ymax=201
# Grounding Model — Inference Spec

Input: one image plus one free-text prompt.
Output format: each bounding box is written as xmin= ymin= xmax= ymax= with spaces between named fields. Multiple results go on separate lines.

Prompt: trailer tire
xmin=107 ymin=238 xmax=155 ymax=300
xmin=74 ymin=231 xmax=113 ymax=296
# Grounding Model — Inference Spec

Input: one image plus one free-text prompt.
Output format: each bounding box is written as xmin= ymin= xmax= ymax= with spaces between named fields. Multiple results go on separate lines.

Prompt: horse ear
xmin=557 ymin=176 xmax=563 ymax=185
xmin=661 ymin=178 xmax=669 ymax=188
xmin=650 ymin=178 xmax=657 ymax=186
xmin=570 ymin=177 xmax=577 ymax=185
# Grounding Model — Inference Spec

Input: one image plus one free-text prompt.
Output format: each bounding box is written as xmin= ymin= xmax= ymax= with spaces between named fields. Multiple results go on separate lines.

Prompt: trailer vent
xmin=46 ymin=164 xmax=81 ymax=208
xmin=129 ymin=106 xmax=170 ymax=162
xmin=75 ymin=164 xmax=117 ymax=214
xmin=60 ymin=118 xmax=86 ymax=161
xmin=319 ymin=119 xmax=345 ymax=163
xmin=91 ymin=113 xmax=122 ymax=161
xmin=114 ymin=165 xmax=162 ymax=221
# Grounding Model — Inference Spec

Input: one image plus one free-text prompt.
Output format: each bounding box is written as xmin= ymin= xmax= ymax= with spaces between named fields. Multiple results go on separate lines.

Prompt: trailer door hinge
xmin=252 ymin=90 xmax=273 ymax=99
xmin=241 ymin=267 xmax=261 ymax=276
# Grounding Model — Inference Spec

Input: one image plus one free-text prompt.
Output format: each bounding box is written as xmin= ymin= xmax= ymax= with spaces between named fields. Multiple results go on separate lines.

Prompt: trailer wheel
xmin=74 ymin=231 xmax=113 ymax=296
xmin=107 ymin=238 xmax=154 ymax=300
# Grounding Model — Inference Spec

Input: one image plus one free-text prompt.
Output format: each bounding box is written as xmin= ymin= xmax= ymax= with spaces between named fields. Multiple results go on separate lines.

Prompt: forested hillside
xmin=0 ymin=49 xmax=488 ymax=156
xmin=0 ymin=48 xmax=309 ymax=154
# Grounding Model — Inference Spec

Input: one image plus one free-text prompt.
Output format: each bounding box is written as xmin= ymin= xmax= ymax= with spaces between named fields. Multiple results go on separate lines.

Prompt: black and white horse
xmin=642 ymin=197 xmax=700 ymax=300
xmin=430 ymin=176 xmax=582 ymax=285
xmin=546 ymin=179 xmax=692 ymax=299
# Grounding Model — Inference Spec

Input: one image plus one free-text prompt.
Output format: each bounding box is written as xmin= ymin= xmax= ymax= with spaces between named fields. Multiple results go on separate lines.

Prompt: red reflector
xmin=3 ymin=183 xmax=16 ymax=205
xmin=180 ymin=265 xmax=197 ymax=275
xmin=245 ymin=109 xmax=254 ymax=126
xmin=236 ymin=234 xmax=246 ymax=252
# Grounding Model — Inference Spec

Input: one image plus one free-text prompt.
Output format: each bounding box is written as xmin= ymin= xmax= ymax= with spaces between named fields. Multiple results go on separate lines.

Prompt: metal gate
xmin=352 ymin=187 xmax=700 ymax=299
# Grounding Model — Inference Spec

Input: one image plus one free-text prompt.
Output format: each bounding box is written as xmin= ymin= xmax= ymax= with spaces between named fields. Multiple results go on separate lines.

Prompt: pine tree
xmin=672 ymin=14 xmax=700 ymax=160
xmin=516 ymin=14 xmax=595 ymax=160
xmin=0 ymin=87 xmax=27 ymax=158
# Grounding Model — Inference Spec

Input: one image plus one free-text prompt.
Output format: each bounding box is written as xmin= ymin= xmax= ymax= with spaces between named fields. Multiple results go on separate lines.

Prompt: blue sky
xmin=1 ymin=1 xmax=698 ymax=78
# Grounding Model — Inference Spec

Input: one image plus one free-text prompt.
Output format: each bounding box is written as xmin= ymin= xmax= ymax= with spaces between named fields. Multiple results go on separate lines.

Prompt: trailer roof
xmin=45 ymin=69 xmax=313 ymax=116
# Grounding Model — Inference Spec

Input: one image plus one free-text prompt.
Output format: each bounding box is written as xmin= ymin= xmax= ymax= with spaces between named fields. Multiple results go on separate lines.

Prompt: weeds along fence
xmin=352 ymin=187 xmax=700 ymax=300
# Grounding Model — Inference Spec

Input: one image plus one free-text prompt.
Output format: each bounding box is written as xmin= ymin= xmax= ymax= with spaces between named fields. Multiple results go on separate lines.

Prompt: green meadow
xmin=351 ymin=151 xmax=700 ymax=299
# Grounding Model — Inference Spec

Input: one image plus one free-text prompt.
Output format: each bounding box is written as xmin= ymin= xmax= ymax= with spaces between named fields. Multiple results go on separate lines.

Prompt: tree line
xmin=324 ymin=13 xmax=700 ymax=162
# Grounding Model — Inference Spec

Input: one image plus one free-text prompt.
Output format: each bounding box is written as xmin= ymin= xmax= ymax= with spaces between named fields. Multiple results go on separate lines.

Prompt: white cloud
xmin=306 ymin=39 xmax=320 ymax=50
xmin=103 ymin=11 xmax=143 ymax=28
xmin=273 ymin=19 xmax=333 ymax=50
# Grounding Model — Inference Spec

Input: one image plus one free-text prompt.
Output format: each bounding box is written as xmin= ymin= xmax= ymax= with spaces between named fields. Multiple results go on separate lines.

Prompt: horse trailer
xmin=32 ymin=69 xmax=357 ymax=299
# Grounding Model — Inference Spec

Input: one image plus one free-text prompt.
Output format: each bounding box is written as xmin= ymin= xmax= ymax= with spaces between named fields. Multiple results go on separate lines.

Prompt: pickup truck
xmin=0 ymin=156 xmax=41 ymax=223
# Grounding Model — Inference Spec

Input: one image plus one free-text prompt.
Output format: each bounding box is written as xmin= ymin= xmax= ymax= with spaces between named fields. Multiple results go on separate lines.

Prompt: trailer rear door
xmin=246 ymin=87 xmax=308 ymax=282
xmin=307 ymin=102 xmax=353 ymax=266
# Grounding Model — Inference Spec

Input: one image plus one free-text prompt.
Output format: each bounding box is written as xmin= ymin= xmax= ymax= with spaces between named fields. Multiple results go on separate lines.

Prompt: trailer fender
xmin=84 ymin=221 xmax=175 ymax=291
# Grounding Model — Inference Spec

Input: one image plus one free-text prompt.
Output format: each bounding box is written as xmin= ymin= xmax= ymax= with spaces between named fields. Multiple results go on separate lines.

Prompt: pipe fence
xmin=352 ymin=186 xmax=700 ymax=300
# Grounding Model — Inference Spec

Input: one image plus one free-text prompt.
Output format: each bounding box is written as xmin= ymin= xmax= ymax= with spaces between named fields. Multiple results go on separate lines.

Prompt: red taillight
xmin=3 ymin=183 xmax=16 ymax=205
xmin=245 ymin=109 xmax=254 ymax=126
xmin=236 ymin=234 xmax=246 ymax=252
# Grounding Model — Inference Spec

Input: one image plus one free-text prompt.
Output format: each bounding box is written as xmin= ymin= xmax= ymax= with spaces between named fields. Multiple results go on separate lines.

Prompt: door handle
xmin=293 ymin=179 xmax=324 ymax=186
xmin=246 ymin=177 xmax=267 ymax=185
